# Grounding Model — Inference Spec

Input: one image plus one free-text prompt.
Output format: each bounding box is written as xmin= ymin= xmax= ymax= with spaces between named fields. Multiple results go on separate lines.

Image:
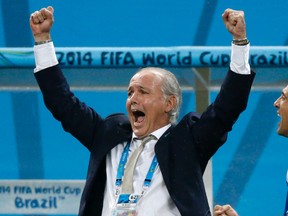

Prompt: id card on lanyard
xmin=111 ymin=194 xmax=139 ymax=216
xmin=112 ymin=142 xmax=158 ymax=216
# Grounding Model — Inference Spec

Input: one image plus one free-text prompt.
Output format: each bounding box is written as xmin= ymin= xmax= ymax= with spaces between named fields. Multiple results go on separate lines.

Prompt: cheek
xmin=281 ymin=102 xmax=288 ymax=116
xmin=282 ymin=110 xmax=288 ymax=122
xmin=147 ymin=101 xmax=163 ymax=114
xmin=126 ymin=98 xmax=130 ymax=106
xmin=126 ymin=100 xmax=131 ymax=112
xmin=149 ymin=101 xmax=167 ymax=117
xmin=280 ymin=109 xmax=288 ymax=131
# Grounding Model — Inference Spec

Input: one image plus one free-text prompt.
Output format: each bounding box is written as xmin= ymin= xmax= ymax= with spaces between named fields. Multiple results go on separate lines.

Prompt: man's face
xmin=126 ymin=70 xmax=175 ymax=138
xmin=274 ymin=85 xmax=288 ymax=137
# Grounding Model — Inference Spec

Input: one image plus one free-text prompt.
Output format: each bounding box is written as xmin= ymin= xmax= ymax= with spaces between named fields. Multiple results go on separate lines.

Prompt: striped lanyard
xmin=115 ymin=142 xmax=158 ymax=196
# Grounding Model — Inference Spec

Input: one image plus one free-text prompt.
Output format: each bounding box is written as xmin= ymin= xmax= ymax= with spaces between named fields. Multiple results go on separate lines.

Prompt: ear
xmin=165 ymin=95 xmax=177 ymax=113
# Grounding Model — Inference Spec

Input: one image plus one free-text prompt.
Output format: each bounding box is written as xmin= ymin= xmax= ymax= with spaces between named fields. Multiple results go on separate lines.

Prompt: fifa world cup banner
xmin=0 ymin=180 xmax=85 ymax=214
xmin=1 ymin=47 xmax=288 ymax=68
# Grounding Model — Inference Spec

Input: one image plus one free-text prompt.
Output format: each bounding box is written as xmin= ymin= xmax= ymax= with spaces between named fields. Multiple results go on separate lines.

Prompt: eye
xmin=139 ymin=89 xmax=148 ymax=94
xmin=128 ymin=90 xmax=133 ymax=97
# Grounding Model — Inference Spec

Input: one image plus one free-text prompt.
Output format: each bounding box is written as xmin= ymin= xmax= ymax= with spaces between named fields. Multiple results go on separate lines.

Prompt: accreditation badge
xmin=112 ymin=194 xmax=140 ymax=216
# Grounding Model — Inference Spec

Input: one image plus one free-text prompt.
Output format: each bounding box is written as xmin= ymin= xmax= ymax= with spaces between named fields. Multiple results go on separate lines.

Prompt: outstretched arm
xmin=193 ymin=8 xmax=254 ymax=163
xmin=30 ymin=6 xmax=103 ymax=151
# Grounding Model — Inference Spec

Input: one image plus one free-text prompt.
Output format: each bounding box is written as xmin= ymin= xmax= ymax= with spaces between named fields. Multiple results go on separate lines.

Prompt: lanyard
xmin=115 ymin=142 xmax=158 ymax=196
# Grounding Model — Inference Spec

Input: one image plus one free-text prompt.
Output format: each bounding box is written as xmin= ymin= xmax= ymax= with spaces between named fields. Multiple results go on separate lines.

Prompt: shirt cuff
xmin=230 ymin=43 xmax=251 ymax=75
xmin=34 ymin=42 xmax=58 ymax=73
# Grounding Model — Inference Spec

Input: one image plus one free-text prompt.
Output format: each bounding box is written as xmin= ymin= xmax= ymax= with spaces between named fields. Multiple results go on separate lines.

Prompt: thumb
xmin=47 ymin=6 xmax=54 ymax=14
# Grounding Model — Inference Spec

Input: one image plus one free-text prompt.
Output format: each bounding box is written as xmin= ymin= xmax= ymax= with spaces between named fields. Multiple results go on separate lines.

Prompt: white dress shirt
xmin=33 ymin=42 xmax=251 ymax=215
xmin=102 ymin=124 xmax=181 ymax=216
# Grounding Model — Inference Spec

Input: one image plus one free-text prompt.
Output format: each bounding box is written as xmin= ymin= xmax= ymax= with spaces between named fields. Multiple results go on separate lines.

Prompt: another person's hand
xmin=30 ymin=6 xmax=54 ymax=42
xmin=222 ymin=8 xmax=246 ymax=40
xmin=214 ymin=204 xmax=239 ymax=216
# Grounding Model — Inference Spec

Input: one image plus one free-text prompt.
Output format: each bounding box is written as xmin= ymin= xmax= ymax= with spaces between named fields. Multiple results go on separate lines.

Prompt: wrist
xmin=232 ymin=37 xmax=249 ymax=46
xmin=34 ymin=39 xmax=52 ymax=45
xmin=33 ymin=32 xmax=51 ymax=44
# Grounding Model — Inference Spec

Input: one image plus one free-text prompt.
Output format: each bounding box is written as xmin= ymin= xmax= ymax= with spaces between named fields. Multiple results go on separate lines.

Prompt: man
xmin=214 ymin=86 xmax=288 ymax=216
xmin=274 ymin=86 xmax=288 ymax=216
xmin=30 ymin=6 xmax=255 ymax=216
xmin=274 ymin=86 xmax=288 ymax=138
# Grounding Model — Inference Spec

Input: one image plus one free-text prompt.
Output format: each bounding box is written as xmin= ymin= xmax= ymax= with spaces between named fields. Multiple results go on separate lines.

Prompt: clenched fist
xmin=30 ymin=6 xmax=54 ymax=42
xmin=222 ymin=8 xmax=246 ymax=40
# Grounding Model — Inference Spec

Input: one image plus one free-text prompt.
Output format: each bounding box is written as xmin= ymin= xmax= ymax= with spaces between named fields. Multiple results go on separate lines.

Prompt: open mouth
xmin=132 ymin=110 xmax=145 ymax=123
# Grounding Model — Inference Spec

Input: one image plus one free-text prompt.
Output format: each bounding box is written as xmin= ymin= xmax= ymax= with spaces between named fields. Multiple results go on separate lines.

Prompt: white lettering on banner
xmin=0 ymin=180 xmax=85 ymax=214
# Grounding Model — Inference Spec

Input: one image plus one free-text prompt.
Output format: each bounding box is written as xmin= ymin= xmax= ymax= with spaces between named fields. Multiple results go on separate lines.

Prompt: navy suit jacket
xmin=35 ymin=65 xmax=255 ymax=216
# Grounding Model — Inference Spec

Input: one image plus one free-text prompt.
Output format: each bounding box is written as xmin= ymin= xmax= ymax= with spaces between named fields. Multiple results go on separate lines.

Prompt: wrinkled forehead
xmin=283 ymin=85 xmax=288 ymax=95
xmin=129 ymin=69 xmax=162 ymax=84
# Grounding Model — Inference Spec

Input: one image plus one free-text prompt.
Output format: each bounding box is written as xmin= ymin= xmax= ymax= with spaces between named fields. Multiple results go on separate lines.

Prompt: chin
xmin=278 ymin=129 xmax=288 ymax=137
xmin=282 ymin=133 xmax=288 ymax=138
xmin=132 ymin=129 xmax=144 ymax=137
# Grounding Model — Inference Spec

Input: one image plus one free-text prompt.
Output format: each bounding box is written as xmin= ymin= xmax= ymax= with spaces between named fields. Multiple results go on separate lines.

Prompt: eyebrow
xmin=128 ymin=85 xmax=149 ymax=91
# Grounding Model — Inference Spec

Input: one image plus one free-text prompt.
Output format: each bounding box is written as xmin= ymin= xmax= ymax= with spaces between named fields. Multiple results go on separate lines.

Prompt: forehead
xmin=129 ymin=70 xmax=162 ymax=86
xmin=283 ymin=85 xmax=288 ymax=95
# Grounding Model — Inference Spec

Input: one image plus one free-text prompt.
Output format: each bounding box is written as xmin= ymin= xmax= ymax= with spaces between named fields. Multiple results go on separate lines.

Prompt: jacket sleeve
xmin=192 ymin=69 xmax=255 ymax=160
xmin=34 ymin=65 xmax=103 ymax=151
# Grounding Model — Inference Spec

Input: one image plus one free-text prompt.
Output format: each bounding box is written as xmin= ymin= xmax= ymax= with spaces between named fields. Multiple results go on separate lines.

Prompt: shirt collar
xmin=132 ymin=124 xmax=171 ymax=141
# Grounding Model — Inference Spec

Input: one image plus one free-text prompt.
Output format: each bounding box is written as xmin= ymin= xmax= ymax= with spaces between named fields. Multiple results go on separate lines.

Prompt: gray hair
xmin=137 ymin=67 xmax=182 ymax=124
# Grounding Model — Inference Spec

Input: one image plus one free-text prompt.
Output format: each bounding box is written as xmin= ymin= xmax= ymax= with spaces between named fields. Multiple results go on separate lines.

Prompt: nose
xmin=129 ymin=92 xmax=139 ymax=105
xmin=274 ymin=97 xmax=280 ymax=108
